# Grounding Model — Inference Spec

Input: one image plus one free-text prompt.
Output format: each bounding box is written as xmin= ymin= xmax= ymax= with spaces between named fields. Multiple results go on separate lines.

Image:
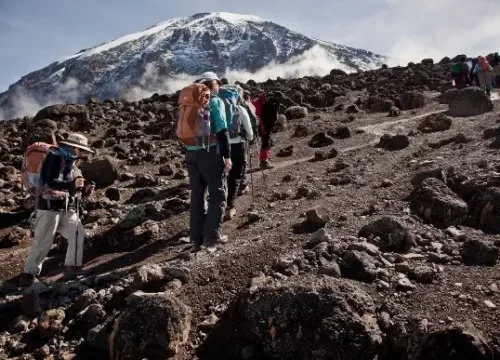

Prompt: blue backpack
xmin=218 ymin=86 xmax=240 ymax=131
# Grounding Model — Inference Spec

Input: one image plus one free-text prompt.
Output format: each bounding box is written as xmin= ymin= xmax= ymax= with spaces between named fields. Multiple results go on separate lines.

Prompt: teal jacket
xmin=186 ymin=94 xmax=227 ymax=151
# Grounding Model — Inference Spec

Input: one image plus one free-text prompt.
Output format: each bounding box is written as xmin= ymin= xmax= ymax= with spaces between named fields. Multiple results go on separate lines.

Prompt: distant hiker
xmin=223 ymin=87 xmax=254 ymax=220
xmin=238 ymin=90 xmax=259 ymax=195
xmin=451 ymin=56 xmax=469 ymax=89
xmin=470 ymin=58 xmax=480 ymax=86
xmin=178 ymin=71 xmax=231 ymax=250
xmin=20 ymin=134 xmax=95 ymax=286
xmin=473 ymin=56 xmax=493 ymax=96
xmin=490 ymin=52 xmax=500 ymax=87
xmin=253 ymin=91 xmax=283 ymax=169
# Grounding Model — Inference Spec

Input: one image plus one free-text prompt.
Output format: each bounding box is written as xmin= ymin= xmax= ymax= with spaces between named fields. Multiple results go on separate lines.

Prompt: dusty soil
xmin=1 ymin=76 xmax=500 ymax=359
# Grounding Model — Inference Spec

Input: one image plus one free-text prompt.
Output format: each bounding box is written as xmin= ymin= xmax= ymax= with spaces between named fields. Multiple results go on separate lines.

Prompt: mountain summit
xmin=0 ymin=12 xmax=385 ymax=119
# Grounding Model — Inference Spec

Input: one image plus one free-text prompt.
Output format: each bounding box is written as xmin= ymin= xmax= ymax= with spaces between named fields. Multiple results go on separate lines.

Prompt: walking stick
xmin=74 ymin=190 xmax=82 ymax=278
xmin=247 ymin=144 xmax=255 ymax=205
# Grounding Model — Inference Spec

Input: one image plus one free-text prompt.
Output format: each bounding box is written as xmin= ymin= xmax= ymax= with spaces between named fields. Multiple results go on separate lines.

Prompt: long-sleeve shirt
xmin=230 ymin=106 xmax=254 ymax=144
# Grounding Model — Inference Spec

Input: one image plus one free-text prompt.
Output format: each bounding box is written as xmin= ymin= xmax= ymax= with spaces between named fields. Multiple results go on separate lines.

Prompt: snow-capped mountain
xmin=0 ymin=12 xmax=385 ymax=119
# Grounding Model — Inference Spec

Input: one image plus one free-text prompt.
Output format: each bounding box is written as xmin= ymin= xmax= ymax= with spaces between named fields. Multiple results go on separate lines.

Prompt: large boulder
xmin=397 ymin=91 xmax=425 ymax=110
xmin=377 ymin=134 xmax=410 ymax=150
xmin=358 ymin=216 xmax=414 ymax=253
xmin=461 ymin=237 xmax=499 ymax=266
xmin=469 ymin=187 xmax=500 ymax=234
xmin=285 ymin=106 xmax=308 ymax=120
xmin=340 ymin=250 xmax=378 ymax=283
xmin=439 ymin=89 xmax=458 ymax=104
xmin=109 ymin=293 xmax=192 ymax=360
xmin=449 ymin=87 xmax=493 ymax=117
xmin=24 ymin=119 xmax=58 ymax=147
xmin=198 ymin=277 xmax=382 ymax=360
xmin=308 ymin=132 xmax=335 ymax=148
xmin=368 ymin=97 xmax=394 ymax=113
xmin=412 ymin=323 xmax=494 ymax=360
xmin=409 ymin=178 xmax=468 ymax=229
xmin=80 ymin=156 xmax=119 ymax=188
xmin=34 ymin=104 xmax=89 ymax=122
xmin=418 ymin=113 xmax=452 ymax=133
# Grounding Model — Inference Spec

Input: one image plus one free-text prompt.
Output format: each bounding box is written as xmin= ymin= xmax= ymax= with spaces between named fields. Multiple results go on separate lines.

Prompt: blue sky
xmin=1 ymin=0 xmax=499 ymax=92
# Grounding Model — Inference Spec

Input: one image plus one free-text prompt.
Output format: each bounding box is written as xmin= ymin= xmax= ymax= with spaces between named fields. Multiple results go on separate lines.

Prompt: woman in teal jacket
xmin=185 ymin=72 xmax=232 ymax=250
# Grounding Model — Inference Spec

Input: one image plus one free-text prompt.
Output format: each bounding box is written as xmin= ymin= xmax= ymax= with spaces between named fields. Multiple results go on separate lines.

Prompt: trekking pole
xmin=74 ymin=190 xmax=82 ymax=278
xmin=247 ymin=143 xmax=255 ymax=205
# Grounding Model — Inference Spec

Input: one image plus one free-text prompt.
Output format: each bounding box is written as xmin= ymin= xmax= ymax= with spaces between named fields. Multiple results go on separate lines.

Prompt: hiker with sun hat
xmin=20 ymin=133 xmax=95 ymax=286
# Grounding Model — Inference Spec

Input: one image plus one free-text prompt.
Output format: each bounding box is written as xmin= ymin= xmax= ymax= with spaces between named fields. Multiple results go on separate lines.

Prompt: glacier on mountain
xmin=0 ymin=12 xmax=385 ymax=119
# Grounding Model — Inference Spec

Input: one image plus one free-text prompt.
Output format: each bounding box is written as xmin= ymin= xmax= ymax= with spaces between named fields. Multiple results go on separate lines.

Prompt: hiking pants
xmin=478 ymin=72 xmax=492 ymax=95
xmin=260 ymin=133 xmax=273 ymax=161
xmin=227 ymin=142 xmax=246 ymax=208
xmin=186 ymin=147 xmax=227 ymax=246
xmin=240 ymin=148 xmax=248 ymax=189
xmin=24 ymin=209 xmax=84 ymax=276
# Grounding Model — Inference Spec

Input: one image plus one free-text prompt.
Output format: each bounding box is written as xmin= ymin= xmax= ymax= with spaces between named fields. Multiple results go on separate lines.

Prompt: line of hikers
xmin=451 ymin=52 xmax=500 ymax=96
xmin=18 ymin=70 xmax=281 ymax=286
xmin=177 ymin=71 xmax=282 ymax=250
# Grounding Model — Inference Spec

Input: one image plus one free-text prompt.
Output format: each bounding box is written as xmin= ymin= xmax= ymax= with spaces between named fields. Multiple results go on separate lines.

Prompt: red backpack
xmin=21 ymin=142 xmax=59 ymax=198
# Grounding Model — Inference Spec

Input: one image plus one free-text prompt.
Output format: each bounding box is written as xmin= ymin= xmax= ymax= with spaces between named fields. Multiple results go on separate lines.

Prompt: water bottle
xmin=198 ymin=110 xmax=211 ymax=149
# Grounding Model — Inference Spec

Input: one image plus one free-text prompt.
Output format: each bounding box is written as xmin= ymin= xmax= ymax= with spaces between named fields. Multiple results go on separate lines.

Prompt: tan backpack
xmin=176 ymin=83 xmax=214 ymax=146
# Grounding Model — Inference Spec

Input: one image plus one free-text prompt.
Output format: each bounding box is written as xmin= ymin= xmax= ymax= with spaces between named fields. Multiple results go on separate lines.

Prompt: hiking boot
xmin=260 ymin=160 xmax=274 ymax=170
xmin=61 ymin=266 xmax=84 ymax=281
xmin=238 ymin=185 xmax=250 ymax=196
xmin=224 ymin=207 xmax=237 ymax=221
xmin=204 ymin=235 xmax=229 ymax=248
xmin=19 ymin=273 xmax=35 ymax=287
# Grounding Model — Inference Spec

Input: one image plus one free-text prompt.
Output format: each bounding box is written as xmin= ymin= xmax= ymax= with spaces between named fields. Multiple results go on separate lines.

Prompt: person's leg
xmin=239 ymin=143 xmax=248 ymax=192
xmin=186 ymin=151 xmax=207 ymax=247
xmin=200 ymin=147 xmax=227 ymax=244
xmin=24 ymin=210 xmax=60 ymax=276
xmin=59 ymin=209 xmax=85 ymax=268
xmin=227 ymin=143 xmax=244 ymax=209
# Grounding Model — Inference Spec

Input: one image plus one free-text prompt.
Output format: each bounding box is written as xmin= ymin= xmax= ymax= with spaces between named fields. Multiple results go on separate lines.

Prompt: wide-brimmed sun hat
xmin=59 ymin=133 xmax=94 ymax=153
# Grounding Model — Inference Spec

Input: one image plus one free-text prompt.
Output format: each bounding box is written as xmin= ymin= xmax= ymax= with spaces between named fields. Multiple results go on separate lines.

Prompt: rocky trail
xmin=1 ymin=60 xmax=500 ymax=359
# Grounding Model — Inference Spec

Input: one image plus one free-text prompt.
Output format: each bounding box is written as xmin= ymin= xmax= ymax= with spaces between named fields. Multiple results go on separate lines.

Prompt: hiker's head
xmin=243 ymin=91 xmax=251 ymax=101
xmin=460 ymin=56 xmax=466 ymax=63
xmin=198 ymin=72 xmax=222 ymax=94
xmin=60 ymin=133 xmax=94 ymax=158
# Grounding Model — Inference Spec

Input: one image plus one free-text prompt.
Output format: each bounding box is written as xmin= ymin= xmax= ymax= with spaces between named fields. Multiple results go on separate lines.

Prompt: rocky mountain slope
xmin=0 ymin=12 xmax=385 ymax=120
xmin=1 ymin=58 xmax=500 ymax=359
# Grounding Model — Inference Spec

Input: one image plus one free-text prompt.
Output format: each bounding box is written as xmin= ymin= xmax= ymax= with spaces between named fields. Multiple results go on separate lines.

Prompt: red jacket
xmin=252 ymin=93 xmax=267 ymax=135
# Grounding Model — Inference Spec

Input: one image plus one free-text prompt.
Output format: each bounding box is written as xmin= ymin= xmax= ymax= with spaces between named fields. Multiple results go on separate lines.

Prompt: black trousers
xmin=227 ymin=142 xmax=246 ymax=207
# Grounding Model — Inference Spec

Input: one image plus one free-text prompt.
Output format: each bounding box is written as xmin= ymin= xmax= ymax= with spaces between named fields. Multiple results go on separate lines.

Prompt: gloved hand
xmin=74 ymin=177 xmax=85 ymax=191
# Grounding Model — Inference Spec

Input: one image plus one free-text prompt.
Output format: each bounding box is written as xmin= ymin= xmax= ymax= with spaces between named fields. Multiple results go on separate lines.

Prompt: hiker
xmin=237 ymin=90 xmax=259 ymax=196
xmin=225 ymin=88 xmax=254 ymax=220
xmin=490 ymin=52 xmax=500 ymax=87
xmin=473 ymin=56 xmax=493 ymax=96
xmin=253 ymin=91 xmax=283 ymax=169
xmin=470 ymin=58 xmax=480 ymax=86
xmin=451 ymin=56 xmax=469 ymax=89
xmin=179 ymin=71 xmax=231 ymax=250
xmin=20 ymin=134 xmax=95 ymax=286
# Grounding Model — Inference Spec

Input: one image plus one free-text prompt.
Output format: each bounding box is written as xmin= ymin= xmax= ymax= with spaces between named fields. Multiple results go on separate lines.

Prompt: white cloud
xmin=123 ymin=46 xmax=354 ymax=101
xmin=0 ymin=77 xmax=83 ymax=120
xmin=342 ymin=0 xmax=500 ymax=64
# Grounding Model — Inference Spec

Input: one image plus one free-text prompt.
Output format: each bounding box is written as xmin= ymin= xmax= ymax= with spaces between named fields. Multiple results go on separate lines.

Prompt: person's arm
xmin=210 ymin=97 xmax=231 ymax=159
xmin=41 ymin=152 xmax=71 ymax=191
xmin=239 ymin=106 xmax=254 ymax=142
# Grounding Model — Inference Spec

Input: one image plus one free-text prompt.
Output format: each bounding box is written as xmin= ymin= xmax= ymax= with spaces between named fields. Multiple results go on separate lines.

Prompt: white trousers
xmin=24 ymin=209 xmax=85 ymax=276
